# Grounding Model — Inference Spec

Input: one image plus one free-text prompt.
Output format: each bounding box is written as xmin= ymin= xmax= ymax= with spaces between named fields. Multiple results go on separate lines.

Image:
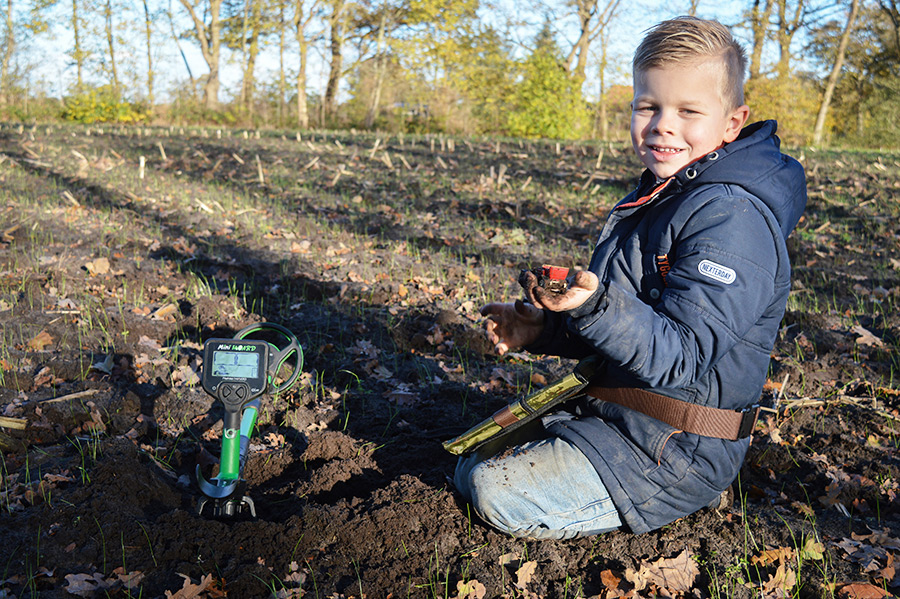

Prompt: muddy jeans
xmin=453 ymin=422 xmax=622 ymax=540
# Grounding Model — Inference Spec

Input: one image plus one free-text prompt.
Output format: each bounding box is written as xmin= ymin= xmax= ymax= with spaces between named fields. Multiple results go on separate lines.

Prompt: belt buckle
xmin=737 ymin=405 xmax=760 ymax=439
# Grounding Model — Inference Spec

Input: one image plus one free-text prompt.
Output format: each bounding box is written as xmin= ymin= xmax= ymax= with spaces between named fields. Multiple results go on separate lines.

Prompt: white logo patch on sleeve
xmin=698 ymin=260 xmax=736 ymax=284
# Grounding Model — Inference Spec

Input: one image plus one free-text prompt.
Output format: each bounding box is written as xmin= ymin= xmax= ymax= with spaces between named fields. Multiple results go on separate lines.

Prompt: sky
xmin=17 ymin=0 xmax=781 ymax=105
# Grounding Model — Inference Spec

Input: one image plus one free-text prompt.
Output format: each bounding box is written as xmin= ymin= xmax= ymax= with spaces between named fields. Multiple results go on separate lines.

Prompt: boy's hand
xmin=520 ymin=269 xmax=600 ymax=312
xmin=480 ymin=300 xmax=544 ymax=355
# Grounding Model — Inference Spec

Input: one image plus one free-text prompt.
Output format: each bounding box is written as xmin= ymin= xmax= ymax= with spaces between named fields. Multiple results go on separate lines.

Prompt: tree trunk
xmin=168 ymin=0 xmax=196 ymax=95
xmin=596 ymin=33 xmax=609 ymax=140
xmin=324 ymin=0 xmax=346 ymax=120
xmin=277 ymin=0 xmax=286 ymax=123
xmin=240 ymin=0 xmax=263 ymax=117
xmin=562 ymin=0 xmax=620 ymax=84
xmin=293 ymin=0 xmax=316 ymax=129
xmin=877 ymin=0 xmax=900 ymax=57
xmin=364 ymin=7 xmax=387 ymax=130
xmin=748 ymin=0 xmax=774 ymax=80
xmin=775 ymin=0 xmax=804 ymax=79
xmin=0 ymin=0 xmax=14 ymax=109
xmin=143 ymin=0 xmax=154 ymax=105
xmin=238 ymin=0 xmax=250 ymax=108
xmin=179 ymin=0 xmax=224 ymax=111
xmin=812 ymin=0 xmax=859 ymax=146
xmin=72 ymin=0 xmax=84 ymax=89
xmin=105 ymin=0 xmax=119 ymax=98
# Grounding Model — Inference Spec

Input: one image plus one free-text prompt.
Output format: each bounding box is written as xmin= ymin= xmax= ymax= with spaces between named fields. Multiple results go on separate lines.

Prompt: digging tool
xmin=196 ymin=322 xmax=302 ymax=518
xmin=443 ymin=356 xmax=600 ymax=455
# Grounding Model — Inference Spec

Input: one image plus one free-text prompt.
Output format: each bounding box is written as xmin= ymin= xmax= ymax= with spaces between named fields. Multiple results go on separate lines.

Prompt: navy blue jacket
xmin=530 ymin=121 xmax=807 ymax=533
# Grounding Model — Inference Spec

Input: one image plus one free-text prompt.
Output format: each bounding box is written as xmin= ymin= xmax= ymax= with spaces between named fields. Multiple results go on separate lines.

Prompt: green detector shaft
xmin=196 ymin=322 xmax=303 ymax=518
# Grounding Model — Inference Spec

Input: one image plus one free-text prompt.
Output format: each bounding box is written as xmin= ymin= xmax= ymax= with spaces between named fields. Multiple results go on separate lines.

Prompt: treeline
xmin=0 ymin=0 xmax=897 ymax=147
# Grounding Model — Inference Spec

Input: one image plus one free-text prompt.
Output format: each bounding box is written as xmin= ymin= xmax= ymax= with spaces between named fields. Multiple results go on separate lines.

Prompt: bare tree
xmin=562 ymin=0 xmax=621 ymax=83
xmin=71 ymin=0 xmax=86 ymax=89
xmin=104 ymin=0 xmax=119 ymax=96
xmin=774 ymin=0 xmax=806 ymax=78
xmin=878 ymin=0 xmax=900 ymax=56
xmin=168 ymin=0 xmax=197 ymax=95
xmin=323 ymin=0 xmax=346 ymax=120
xmin=364 ymin=1 xmax=392 ymax=129
xmin=179 ymin=0 xmax=225 ymax=110
xmin=142 ymin=0 xmax=155 ymax=104
xmin=0 ymin=0 xmax=13 ymax=108
xmin=748 ymin=0 xmax=775 ymax=80
xmin=293 ymin=0 xmax=321 ymax=128
xmin=812 ymin=0 xmax=860 ymax=145
xmin=236 ymin=0 xmax=265 ymax=115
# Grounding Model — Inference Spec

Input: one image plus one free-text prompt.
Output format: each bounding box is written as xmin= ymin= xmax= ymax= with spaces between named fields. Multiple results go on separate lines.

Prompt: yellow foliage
xmin=745 ymin=76 xmax=820 ymax=146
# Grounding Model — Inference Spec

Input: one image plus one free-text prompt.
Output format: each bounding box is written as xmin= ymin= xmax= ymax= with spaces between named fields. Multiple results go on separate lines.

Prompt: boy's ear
xmin=723 ymin=105 xmax=751 ymax=143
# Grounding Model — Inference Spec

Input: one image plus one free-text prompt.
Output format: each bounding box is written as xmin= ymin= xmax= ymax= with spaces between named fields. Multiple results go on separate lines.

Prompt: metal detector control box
xmin=201 ymin=339 xmax=269 ymax=404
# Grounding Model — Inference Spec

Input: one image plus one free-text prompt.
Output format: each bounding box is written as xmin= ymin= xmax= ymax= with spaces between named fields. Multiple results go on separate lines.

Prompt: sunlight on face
xmin=630 ymin=60 xmax=749 ymax=180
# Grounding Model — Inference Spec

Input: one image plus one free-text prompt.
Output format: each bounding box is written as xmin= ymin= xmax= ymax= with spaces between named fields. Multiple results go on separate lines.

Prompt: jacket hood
xmin=666 ymin=120 xmax=807 ymax=240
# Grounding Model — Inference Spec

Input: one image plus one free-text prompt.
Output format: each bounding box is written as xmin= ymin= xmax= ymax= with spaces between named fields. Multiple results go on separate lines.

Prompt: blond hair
xmin=633 ymin=16 xmax=747 ymax=110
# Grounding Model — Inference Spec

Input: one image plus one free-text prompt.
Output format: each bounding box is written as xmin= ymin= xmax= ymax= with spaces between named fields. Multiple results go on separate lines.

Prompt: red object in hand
xmin=540 ymin=265 xmax=569 ymax=281
xmin=536 ymin=265 xmax=569 ymax=293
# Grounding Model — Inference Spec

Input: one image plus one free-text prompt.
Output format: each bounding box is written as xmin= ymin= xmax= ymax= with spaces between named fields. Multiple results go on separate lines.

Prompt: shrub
xmin=61 ymin=86 xmax=150 ymax=124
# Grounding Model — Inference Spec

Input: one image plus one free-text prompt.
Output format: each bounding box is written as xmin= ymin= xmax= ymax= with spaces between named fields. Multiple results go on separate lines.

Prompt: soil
xmin=1 ymin=124 xmax=900 ymax=598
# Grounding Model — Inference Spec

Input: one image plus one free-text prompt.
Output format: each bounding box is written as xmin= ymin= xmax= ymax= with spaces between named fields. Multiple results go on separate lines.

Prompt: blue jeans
xmin=453 ymin=423 xmax=622 ymax=540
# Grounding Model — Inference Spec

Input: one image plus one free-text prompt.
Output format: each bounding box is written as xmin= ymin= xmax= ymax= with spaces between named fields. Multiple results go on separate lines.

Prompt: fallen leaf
xmin=515 ymin=561 xmax=537 ymax=589
xmin=839 ymin=583 xmax=889 ymax=599
xmin=800 ymin=538 xmax=825 ymax=561
xmin=454 ymin=579 xmax=487 ymax=599
xmin=853 ymin=325 xmax=884 ymax=347
xmin=64 ymin=572 xmax=109 ymax=597
xmin=151 ymin=303 xmax=178 ymax=321
xmin=761 ymin=563 xmax=797 ymax=597
xmin=164 ymin=573 xmax=213 ymax=599
xmin=91 ymin=354 xmax=114 ymax=374
xmin=600 ymin=569 xmax=622 ymax=590
xmin=27 ymin=330 xmax=54 ymax=351
xmin=111 ymin=567 xmax=145 ymax=589
xmin=498 ymin=552 xmax=520 ymax=566
xmin=84 ymin=257 xmax=110 ymax=276
xmin=752 ymin=546 xmax=796 ymax=566
xmin=625 ymin=549 xmax=699 ymax=593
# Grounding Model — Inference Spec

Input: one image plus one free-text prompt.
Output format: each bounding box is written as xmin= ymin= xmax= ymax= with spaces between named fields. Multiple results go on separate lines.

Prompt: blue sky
xmin=20 ymin=0 xmax=785 ymax=103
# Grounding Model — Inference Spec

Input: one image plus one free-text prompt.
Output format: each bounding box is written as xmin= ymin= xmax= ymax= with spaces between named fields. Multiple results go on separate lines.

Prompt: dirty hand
xmin=480 ymin=300 xmax=544 ymax=355
xmin=520 ymin=269 xmax=600 ymax=312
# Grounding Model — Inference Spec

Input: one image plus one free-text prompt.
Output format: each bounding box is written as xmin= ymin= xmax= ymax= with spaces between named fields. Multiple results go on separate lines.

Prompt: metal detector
xmin=196 ymin=322 xmax=302 ymax=518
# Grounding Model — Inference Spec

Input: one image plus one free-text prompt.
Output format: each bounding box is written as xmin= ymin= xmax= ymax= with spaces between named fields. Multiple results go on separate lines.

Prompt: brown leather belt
xmin=584 ymin=386 xmax=759 ymax=441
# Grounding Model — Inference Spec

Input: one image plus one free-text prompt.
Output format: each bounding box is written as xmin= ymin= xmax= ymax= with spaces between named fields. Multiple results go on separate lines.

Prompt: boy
xmin=454 ymin=16 xmax=807 ymax=539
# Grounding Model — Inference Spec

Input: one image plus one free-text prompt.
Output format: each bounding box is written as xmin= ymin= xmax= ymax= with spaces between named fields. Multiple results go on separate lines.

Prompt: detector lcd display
xmin=211 ymin=350 xmax=261 ymax=379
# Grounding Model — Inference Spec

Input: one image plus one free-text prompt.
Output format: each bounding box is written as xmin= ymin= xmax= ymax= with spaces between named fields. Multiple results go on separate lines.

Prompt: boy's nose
xmin=652 ymin=111 xmax=675 ymax=135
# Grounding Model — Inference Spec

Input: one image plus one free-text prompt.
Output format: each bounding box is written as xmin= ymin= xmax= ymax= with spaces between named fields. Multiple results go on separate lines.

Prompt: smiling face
xmin=630 ymin=59 xmax=750 ymax=180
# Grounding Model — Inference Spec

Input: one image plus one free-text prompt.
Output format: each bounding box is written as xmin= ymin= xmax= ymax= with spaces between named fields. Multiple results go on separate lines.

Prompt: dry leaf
xmin=91 ymin=354 xmax=114 ymax=375
xmin=151 ymin=303 xmax=178 ymax=321
xmin=498 ymin=552 xmax=520 ymax=566
xmin=625 ymin=549 xmax=699 ymax=592
xmin=165 ymin=573 xmax=214 ymax=599
xmin=64 ymin=572 xmax=109 ymax=597
xmin=839 ymin=583 xmax=889 ymax=599
xmin=27 ymin=330 xmax=54 ymax=351
xmin=454 ymin=579 xmax=487 ymax=599
xmin=111 ymin=567 xmax=145 ymax=589
xmin=761 ymin=563 xmax=797 ymax=597
xmin=600 ymin=569 xmax=622 ymax=590
xmin=853 ymin=325 xmax=884 ymax=347
xmin=84 ymin=257 xmax=110 ymax=276
xmin=800 ymin=538 xmax=825 ymax=561
xmin=751 ymin=547 xmax=796 ymax=566
xmin=515 ymin=561 xmax=537 ymax=589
